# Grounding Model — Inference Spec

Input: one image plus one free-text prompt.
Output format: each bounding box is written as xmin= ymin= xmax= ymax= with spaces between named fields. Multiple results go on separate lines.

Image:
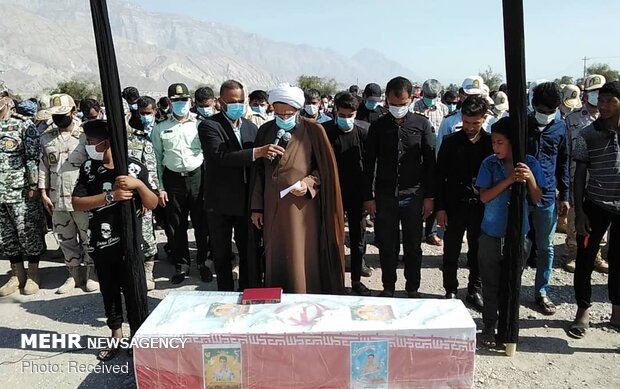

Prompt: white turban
xmin=268 ymin=83 xmax=305 ymax=110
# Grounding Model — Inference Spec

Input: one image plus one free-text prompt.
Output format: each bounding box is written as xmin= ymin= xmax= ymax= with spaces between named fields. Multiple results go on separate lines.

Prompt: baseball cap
xmin=363 ymin=83 xmax=382 ymax=101
xmin=561 ymin=85 xmax=582 ymax=110
xmin=48 ymin=94 xmax=76 ymax=115
xmin=493 ymin=91 xmax=509 ymax=111
xmin=167 ymin=83 xmax=190 ymax=99
xmin=422 ymin=79 xmax=442 ymax=98
xmin=35 ymin=109 xmax=51 ymax=122
xmin=584 ymin=75 xmax=606 ymax=91
xmin=462 ymin=76 xmax=484 ymax=95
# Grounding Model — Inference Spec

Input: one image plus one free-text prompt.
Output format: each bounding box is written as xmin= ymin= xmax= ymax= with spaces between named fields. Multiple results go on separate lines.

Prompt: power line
xmin=582 ymin=55 xmax=620 ymax=78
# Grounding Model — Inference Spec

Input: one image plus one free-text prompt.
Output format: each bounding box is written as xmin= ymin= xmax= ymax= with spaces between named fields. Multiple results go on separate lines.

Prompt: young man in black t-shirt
xmin=325 ymin=92 xmax=371 ymax=296
xmin=72 ymin=120 xmax=158 ymax=361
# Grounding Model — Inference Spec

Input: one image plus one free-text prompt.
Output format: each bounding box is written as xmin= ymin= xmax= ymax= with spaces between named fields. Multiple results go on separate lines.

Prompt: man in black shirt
xmin=363 ymin=77 xmax=436 ymax=297
xmin=356 ymin=83 xmax=389 ymax=125
xmin=72 ymin=120 xmax=158 ymax=361
xmin=435 ymin=96 xmax=493 ymax=310
xmin=325 ymin=92 xmax=370 ymax=296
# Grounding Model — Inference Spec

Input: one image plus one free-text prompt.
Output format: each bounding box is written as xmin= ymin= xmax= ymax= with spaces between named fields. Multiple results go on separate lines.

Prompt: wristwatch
xmin=104 ymin=191 xmax=114 ymax=205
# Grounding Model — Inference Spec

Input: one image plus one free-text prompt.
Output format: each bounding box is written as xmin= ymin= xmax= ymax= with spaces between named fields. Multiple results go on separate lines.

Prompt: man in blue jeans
xmin=527 ymin=82 xmax=571 ymax=315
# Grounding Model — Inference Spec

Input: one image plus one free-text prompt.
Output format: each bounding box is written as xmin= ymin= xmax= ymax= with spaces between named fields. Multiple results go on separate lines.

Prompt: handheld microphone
xmin=273 ymin=129 xmax=286 ymax=145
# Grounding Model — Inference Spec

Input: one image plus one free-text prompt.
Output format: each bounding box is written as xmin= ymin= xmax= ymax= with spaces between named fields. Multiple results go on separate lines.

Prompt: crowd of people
xmin=0 ymin=72 xmax=618 ymax=358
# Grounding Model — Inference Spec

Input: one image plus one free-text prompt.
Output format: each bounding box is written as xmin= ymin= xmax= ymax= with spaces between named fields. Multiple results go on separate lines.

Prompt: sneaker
xmin=594 ymin=255 xmax=609 ymax=274
xmin=445 ymin=292 xmax=457 ymax=299
xmin=564 ymin=258 xmax=576 ymax=273
xmin=535 ymin=295 xmax=556 ymax=315
xmin=351 ymin=281 xmax=371 ymax=296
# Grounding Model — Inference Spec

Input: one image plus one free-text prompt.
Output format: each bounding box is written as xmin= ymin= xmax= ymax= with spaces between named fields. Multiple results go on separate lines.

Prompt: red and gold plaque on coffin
xmin=133 ymin=291 xmax=475 ymax=388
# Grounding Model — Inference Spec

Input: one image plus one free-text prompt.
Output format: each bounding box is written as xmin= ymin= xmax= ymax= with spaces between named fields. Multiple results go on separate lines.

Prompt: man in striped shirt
xmin=570 ymin=81 xmax=620 ymax=338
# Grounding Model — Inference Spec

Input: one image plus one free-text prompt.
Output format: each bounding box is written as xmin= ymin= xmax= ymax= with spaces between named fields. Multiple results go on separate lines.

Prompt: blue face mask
xmin=447 ymin=103 xmax=457 ymax=113
xmin=365 ymin=100 xmax=380 ymax=111
xmin=337 ymin=117 xmax=355 ymax=131
xmin=140 ymin=113 xmax=155 ymax=126
xmin=77 ymin=111 xmax=84 ymax=120
xmin=276 ymin=114 xmax=297 ymax=131
xmin=130 ymin=103 xmax=138 ymax=111
xmin=197 ymin=106 xmax=214 ymax=118
xmin=171 ymin=100 xmax=190 ymax=117
xmin=423 ymin=97 xmax=437 ymax=107
xmin=251 ymin=105 xmax=267 ymax=114
xmin=225 ymin=103 xmax=245 ymax=121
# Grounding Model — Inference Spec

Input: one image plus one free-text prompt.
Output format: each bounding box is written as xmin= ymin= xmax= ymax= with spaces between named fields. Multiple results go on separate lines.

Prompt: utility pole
xmin=582 ymin=56 xmax=590 ymax=79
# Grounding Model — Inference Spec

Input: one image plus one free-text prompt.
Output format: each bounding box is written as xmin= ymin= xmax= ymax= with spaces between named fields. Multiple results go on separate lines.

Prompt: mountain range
xmin=0 ymin=0 xmax=418 ymax=97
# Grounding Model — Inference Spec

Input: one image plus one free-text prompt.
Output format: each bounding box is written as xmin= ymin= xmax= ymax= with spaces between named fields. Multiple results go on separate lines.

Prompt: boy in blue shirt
xmin=475 ymin=117 xmax=546 ymax=346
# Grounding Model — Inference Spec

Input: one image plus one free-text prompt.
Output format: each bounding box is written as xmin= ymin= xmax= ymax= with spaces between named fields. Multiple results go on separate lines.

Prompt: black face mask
xmin=52 ymin=114 xmax=73 ymax=128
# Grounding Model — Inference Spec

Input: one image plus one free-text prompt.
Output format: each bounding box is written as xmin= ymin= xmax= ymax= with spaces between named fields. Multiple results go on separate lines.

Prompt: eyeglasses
xmin=274 ymin=111 xmax=298 ymax=120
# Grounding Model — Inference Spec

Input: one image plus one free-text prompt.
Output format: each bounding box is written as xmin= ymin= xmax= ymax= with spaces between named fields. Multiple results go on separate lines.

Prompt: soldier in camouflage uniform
xmin=127 ymin=96 xmax=159 ymax=290
xmin=39 ymin=94 xmax=99 ymax=294
xmin=563 ymin=75 xmax=609 ymax=274
xmin=0 ymin=94 xmax=47 ymax=297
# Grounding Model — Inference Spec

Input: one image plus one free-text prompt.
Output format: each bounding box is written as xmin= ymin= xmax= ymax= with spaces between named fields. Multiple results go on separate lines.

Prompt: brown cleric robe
xmin=250 ymin=117 xmax=344 ymax=294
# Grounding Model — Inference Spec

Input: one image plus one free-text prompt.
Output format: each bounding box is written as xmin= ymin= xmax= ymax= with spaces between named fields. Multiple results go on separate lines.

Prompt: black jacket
xmin=363 ymin=111 xmax=436 ymax=200
xmin=356 ymin=103 xmax=389 ymax=124
xmin=435 ymin=130 xmax=493 ymax=212
xmin=198 ymin=112 xmax=258 ymax=216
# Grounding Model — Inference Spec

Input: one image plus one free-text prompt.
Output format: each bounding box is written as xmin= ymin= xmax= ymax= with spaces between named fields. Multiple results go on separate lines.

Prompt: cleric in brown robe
xmin=250 ymin=84 xmax=345 ymax=294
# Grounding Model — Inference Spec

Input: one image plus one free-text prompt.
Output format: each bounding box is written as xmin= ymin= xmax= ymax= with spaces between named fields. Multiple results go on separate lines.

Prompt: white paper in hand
xmin=280 ymin=181 xmax=302 ymax=198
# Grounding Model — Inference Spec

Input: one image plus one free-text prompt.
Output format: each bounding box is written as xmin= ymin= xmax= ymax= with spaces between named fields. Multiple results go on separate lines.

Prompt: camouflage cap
xmin=48 ymin=94 xmax=76 ymax=115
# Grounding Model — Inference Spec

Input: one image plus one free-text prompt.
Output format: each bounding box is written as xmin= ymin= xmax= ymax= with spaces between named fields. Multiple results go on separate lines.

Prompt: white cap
xmin=561 ymin=85 xmax=582 ymax=110
xmin=493 ymin=91 xmax=509 ymax=112
xmin=584 ymin=75 xmax=606 ymax=91
xmin=462 ymin=76 xmax=484 ymax=95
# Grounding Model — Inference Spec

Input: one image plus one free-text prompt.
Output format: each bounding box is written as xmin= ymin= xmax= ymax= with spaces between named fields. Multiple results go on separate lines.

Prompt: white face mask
xmin=587 ymin=90 xmax=599 ymax=106
xmin=304 ymin=104 xmax=319 ymax=116
xmin=85 ymin=141 xmax=105 ymax=161
xmin=535 ymin=111 xmax=556 ymax=127
xmin=389 ymin=104 xmax=409 ymax=119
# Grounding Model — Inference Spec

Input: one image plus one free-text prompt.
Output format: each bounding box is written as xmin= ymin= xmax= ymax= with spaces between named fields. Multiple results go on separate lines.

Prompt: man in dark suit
xmin=198 ymin=80 xmax=284 ymax=291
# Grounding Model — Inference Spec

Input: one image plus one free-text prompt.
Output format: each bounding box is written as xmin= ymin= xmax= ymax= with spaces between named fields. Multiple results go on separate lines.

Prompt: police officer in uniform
xmin=564 ymin=74 xmax=609 ymax=273
xmin=152 ymin=83 xmax=210 ymax=284
xmin=0 ymin=93 xmax=46 ymax=297
xmin=39 ymin=94 xmax=99 ymax=294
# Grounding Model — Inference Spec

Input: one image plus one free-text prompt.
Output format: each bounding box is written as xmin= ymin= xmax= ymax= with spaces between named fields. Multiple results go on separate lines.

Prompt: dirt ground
xmin=0 ymin=227 xmax=618 ymax=388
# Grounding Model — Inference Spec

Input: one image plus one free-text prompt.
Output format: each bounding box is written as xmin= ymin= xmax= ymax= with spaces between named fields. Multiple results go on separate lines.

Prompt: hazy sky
xmin=133 ymin=0 xmax=620 ymax=84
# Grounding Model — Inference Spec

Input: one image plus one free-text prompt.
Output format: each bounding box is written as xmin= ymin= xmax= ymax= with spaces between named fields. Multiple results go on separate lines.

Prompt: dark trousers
xmin=344 ymin=201 xmax=367 ymax=282
xmin=153 ymin=205 xmax=173 ymax=243
xmin=92 ymin=247 xmax=143 ymax=333
xmin=425 ymin=212 xmax=438 ymax=238
xmin=575 ymin=200 xmax=620 ymax=309
xmin=478 ymin=233 xmax=529 ymax=328
xmin=208 ymin=211 xmax=250 ymax=291
xmin=163 ymin=167 xmax=208 ymax=273
xmin=375 ymin=193 xmax=423 ymax=292
xmin=442 ymin=201 xmax=484 ymax=294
